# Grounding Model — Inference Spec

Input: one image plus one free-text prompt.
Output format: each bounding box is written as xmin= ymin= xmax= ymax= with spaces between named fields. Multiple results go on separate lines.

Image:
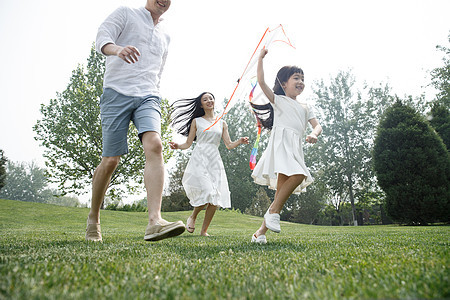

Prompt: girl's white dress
xmin=182 ymin=117 xmax=231 ymax=208
xmin=252 ymin=94 xmax=316 ymax=194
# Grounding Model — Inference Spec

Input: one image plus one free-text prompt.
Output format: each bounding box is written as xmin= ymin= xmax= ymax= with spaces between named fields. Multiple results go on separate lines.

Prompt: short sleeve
xmin=307 ymin=104 xmax=316 ymax=120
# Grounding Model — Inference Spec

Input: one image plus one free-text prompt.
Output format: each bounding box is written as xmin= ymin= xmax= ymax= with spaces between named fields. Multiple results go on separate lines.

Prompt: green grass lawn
xmin=0 ymin=199 xmax=448 ymax=299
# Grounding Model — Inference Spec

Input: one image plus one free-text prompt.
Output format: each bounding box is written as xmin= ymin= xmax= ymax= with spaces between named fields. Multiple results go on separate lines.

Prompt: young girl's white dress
xmin=182 ymin=117 xmax=231 ymax=208
xmin=252 ymin=94 xmax=316 ymax=194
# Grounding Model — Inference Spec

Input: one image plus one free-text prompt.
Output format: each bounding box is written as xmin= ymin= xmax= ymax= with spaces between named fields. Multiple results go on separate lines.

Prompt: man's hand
xmin=116 ymin=45 xmax=141 ymax=64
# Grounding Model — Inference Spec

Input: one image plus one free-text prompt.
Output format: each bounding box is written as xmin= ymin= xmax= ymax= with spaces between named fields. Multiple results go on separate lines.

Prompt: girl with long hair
xmin=169 ymin=92 xmax=249 ymax=236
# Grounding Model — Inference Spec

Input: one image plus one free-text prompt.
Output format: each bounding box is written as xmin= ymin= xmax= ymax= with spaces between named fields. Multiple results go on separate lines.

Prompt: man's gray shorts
xmin=100 ymin=88 xmax=161 ymax=157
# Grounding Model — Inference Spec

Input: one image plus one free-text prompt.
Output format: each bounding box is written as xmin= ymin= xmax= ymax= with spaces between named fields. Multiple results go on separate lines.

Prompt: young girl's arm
xmin=306 ymin=118 xmax=322 ymax=144
xmin=222 ymin=121 xmax=249 ymax=150
xmin=169 ymin=119 xmax=197 ymax=150
xmin=257 ymin=49 xmax=275 ymax=103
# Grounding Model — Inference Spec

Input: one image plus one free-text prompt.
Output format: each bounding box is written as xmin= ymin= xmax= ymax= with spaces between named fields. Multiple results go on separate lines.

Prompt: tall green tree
xmin=311 ymin=70 xmax=394 ymax=225
xmin=429 ymin=102 xmax=450 ymax=149
xmin=162 ymin=151 xmax=191 ymax=212
xmin=0 ymin=161 xmax=52 ymax=203
xmin=430 ymin=33 xmax=450 ymax=108
xmin=283 ymin=176 xmax=328 ymax=225
xmin=0 ymin=150 xmax=7 ymax=192
xmin=428 ymin=35 xmax=450 ymax=149
xmin=245 ymin=187 xmax=271 ymax=217
xmin=219 ymin=99 xmax=266 ymax=212
xmin=33 ymin=45 xmax=173 ymax=199
xmin=373 ymin=99 xmax=450 ymax=224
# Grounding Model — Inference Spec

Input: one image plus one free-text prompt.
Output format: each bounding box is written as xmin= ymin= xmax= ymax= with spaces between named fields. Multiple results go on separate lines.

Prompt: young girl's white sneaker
xmin=251 ymin=233 xmax=267 ymax=244
xmin=264 ymin=211 xmax=281 ymax=233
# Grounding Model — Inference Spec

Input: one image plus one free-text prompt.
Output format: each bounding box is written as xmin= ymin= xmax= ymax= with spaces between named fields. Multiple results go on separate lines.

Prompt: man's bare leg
xmin=142 ymin=131 xmax=185 ymax=241
xmin=141 ymin=131 xmax=164 ymax=225
xmin=88 ymin=156 xmax=120 ymax=224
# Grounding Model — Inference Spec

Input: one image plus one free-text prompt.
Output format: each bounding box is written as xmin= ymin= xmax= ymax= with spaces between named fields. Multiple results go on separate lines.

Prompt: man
xmin=85 ymin=0 xmax=185 ymax=242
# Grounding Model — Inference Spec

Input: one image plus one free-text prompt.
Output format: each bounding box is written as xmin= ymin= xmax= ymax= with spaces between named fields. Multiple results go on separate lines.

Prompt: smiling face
xmin=200 ymin=93 xmax=215 ymax=111
xmin=282 ymin=72 xmax=305 ymax=99
xmin=146 ymin=0 xmax=171 ymax=19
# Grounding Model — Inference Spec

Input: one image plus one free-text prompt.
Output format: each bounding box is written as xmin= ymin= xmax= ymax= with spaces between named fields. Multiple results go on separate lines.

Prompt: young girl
xmin=169 ymin=92 xmax=249 ymax=236
xmin=250 ymin=49 xmax=322 ymax=244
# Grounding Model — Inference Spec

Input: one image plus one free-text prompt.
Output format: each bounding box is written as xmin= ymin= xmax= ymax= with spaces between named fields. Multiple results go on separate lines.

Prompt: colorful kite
xmin=249 ymin=122 xmax=262 ymax=170
xmin=205 ymin=24 xmax=295 ymax=131
xmin=205 ymin=25 xmax=296 ymax=169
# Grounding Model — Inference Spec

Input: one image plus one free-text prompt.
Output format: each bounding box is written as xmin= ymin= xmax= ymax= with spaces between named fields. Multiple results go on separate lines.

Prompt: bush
xmin=373 ymin=100 xmax=450 ymax=224
xmin=105 ymin=200 xmax=147 ymax=212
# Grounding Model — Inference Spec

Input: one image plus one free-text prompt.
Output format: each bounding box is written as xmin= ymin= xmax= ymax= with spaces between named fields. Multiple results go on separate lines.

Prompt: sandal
xmin=186 ymin=216 xmax=195 ymax=233
xmin=85 ymin=219 xmax=102 ymax=242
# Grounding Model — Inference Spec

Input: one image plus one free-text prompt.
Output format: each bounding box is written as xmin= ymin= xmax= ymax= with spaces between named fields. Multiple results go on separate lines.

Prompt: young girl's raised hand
xmin=259 ymin=48 xmax=268 ymax=59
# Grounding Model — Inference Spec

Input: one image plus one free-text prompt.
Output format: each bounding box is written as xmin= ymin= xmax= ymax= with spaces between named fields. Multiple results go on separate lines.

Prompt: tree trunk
xmin=347 ymin=173 xmax=358 ymax=226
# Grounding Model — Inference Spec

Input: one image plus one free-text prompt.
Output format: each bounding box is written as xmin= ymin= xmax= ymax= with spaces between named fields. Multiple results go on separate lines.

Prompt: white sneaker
xmin=264 ymin=210 xmax=281 ymax=233
xmin=251 ymin=234 xmax=267 ymax=244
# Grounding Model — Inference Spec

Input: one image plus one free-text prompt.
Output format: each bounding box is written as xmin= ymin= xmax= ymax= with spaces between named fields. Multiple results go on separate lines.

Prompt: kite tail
xmin=249 ymin=123 xmax=262 ymax=170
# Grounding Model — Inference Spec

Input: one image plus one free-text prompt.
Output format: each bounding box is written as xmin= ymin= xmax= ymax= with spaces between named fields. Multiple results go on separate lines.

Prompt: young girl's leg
xmin=186 ymin=204 xmax=207 ymax=233
xmin=200 ymin=204 xmax=217 ymax=236
xmin=270 ymin=174 xmax=305 ymax=214
xmin=254 ymin=174 xmax=305 ymax=238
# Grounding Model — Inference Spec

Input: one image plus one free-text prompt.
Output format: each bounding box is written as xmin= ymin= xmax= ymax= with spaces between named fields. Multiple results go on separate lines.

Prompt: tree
xmin=0 ymin=161 xmax=53 ymax=203
xmin=430 ymin=33 xmax=450 ymax=108
xmin=46 ymin=194 xmax=82 ymax=207
xmin=218 ymin=99 xmax=267 ymax=212
xmin=33 ymin=45 xmax=173 ymax=200
xmin=373 ymin=99 xmax=450 ymax=224
xmin=283 ymin=176 xmax=328 ymax=225
xmin=245 ymin=187 xmax=271 ymax=217
xmin=428 ymin=35 xmax=450 ymax=150
xmin=311 ymin=70 xmax=394 ymax=225
xmin=316 ymin=203 xmax=341 ymax=226
xmin=429 ymin=102 xmax=450 ymax=150
xmin=162 ymin=151 xmax=191 ymax=212
xmin=0 ymin=150 xmax=7 ymax=192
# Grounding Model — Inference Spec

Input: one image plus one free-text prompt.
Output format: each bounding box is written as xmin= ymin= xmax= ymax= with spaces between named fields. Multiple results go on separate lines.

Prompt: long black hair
xmin=250 ymin=66 xmax=304 ymax=130
xmin=170 ymin=92 xmax=214 ymax=137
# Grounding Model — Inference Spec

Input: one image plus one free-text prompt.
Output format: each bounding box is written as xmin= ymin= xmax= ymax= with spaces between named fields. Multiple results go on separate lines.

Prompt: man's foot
xmin=144 ymin=220 xmax=185 ymax=241
xmin=186 ymin=216 xmax=195 ymax=233
xmin=86 ymin=219 xmax=103 ymax=242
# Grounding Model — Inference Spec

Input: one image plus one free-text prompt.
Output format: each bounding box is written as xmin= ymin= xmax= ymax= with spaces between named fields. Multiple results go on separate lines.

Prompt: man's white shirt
xmin=96 ymin=6 xmax=170 ymax=97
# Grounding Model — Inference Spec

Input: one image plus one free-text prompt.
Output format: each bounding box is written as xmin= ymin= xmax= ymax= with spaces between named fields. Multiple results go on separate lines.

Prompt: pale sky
xmin=1 ymin=0 xmax=449 ymax=167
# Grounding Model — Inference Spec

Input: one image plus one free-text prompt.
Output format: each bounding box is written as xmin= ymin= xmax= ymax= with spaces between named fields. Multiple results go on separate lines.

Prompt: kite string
xmin=204 ymin=27 xmax=270 ymax=131
xmin=204 ymin=24 xmax=295 ymax=132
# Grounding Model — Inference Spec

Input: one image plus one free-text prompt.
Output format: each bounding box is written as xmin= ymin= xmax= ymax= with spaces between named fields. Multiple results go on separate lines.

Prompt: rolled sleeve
xmin=96 ymin=6 xmax=127 ymax=55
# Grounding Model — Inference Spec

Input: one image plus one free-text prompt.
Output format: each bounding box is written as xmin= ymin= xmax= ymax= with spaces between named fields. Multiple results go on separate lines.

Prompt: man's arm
xmin=101 ymin=43 xmax=141 ymax=64
xmin=95 ymin=6 xmax=140 ymax=64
